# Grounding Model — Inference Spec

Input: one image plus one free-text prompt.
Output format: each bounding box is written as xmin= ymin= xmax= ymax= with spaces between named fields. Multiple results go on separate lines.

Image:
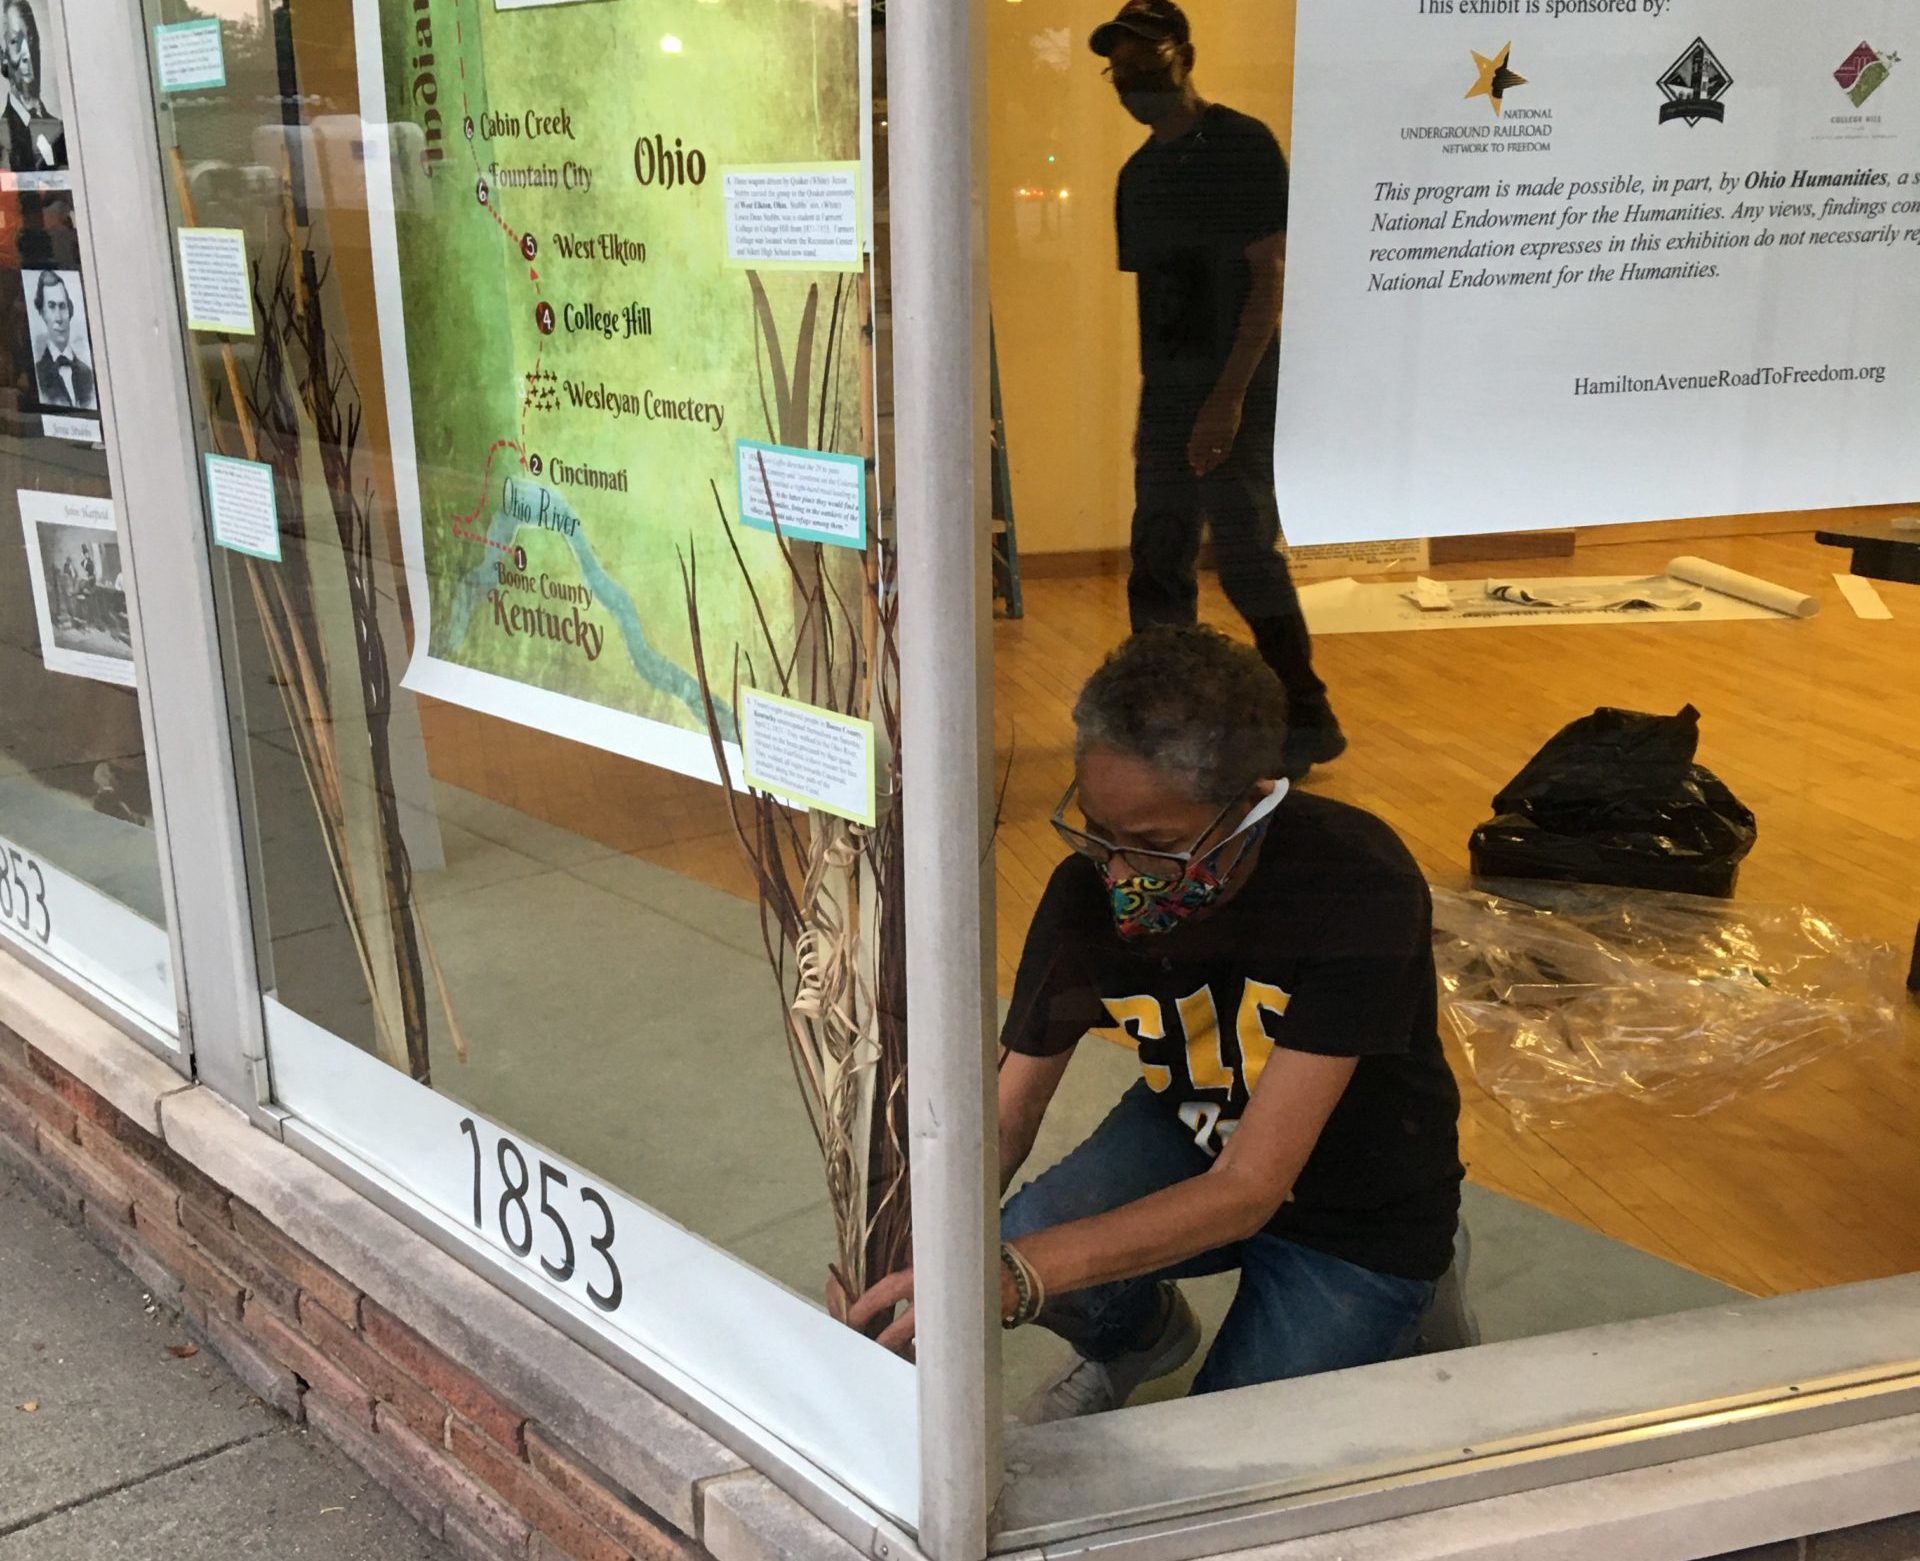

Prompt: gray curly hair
xmin=1072 ymin=626 xmax=1290 ymax=804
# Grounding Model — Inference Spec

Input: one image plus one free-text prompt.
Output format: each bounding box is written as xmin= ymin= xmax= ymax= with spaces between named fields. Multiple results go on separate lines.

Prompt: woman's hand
xmin=847 ymin=1256 xmax=1029 ymax=1357
xmin=847 ymin=1269 xmax=918 ymax=1356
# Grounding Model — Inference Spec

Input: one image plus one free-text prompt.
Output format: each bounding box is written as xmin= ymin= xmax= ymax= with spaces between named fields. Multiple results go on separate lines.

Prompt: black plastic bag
xmin=1469 ymin=705 xmax=1757 ymax=897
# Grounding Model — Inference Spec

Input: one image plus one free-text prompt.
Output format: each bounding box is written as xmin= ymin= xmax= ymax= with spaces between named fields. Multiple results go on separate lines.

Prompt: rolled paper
xmin=1667 ymin=556 xmax=1819 ymax=619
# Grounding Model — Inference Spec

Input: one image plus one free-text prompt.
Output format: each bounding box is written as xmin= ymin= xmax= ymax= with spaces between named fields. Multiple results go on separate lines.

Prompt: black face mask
xmin=1118 ymin=86 xmax=1182 ymax=125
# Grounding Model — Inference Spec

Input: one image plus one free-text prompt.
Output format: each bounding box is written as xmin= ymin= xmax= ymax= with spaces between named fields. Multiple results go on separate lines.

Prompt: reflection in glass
xmin=0 ymin=0 xmax=171 ymax=1027
xmin=143 ymin=0 xmax=901 ymax=1320
xmin=987 ymin=0 xmax=1920 ymax=1423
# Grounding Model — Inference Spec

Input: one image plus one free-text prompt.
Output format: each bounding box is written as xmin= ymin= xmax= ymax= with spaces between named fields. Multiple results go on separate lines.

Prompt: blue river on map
xmin=442 ymin=478 xmax=739 ymax=743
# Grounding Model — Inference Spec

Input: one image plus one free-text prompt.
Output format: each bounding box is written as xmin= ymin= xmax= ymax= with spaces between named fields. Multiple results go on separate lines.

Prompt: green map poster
xmin=361 ymin=0 xmax=867 ymax=781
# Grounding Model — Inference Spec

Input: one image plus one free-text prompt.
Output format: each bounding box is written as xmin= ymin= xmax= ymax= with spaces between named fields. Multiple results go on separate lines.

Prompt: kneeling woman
xmin=853 ymin=627 xmax=1463 ymax=1420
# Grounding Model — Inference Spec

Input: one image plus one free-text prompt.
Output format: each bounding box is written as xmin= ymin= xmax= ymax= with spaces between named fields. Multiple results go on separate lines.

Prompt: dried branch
xmin=166 ymin=147 xmax=448 ymax=1084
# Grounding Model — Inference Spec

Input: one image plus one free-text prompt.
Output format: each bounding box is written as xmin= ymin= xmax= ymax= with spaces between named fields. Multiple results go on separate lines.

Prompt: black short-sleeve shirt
xmin=1002 ymin=792 xmax=1464 ymax=1281
xmin=1117 ymin=103 xmax=1289 ymax=389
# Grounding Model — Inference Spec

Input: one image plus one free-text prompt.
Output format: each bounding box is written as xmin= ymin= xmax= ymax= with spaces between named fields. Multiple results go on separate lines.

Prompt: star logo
xmin=1467 ymin=43 xmax=1527 ymax=116
xmin=1834 ymin=42 xmax=1898 ymax=108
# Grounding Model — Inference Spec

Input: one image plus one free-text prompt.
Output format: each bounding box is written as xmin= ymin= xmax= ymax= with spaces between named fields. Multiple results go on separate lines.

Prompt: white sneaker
xmin=1020 ymin=1284 xmax=1202 ymax=1424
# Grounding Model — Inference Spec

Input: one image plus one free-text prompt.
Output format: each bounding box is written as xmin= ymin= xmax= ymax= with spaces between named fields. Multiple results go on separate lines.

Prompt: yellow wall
xmin=987 ymin=0 xmax=1297 ymax=557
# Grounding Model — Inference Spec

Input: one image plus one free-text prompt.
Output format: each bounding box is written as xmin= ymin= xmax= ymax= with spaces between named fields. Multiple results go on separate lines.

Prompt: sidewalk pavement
xmin=0 ymin=1162 xmax=452 ymax=1559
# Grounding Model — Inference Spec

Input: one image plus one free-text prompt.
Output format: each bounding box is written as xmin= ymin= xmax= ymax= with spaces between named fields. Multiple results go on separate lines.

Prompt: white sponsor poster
xmin=1277 ymin=0 xmax=1920 ymax=545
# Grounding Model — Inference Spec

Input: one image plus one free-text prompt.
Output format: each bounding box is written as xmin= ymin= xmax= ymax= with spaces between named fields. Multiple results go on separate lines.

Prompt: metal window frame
xmin=61 ymin=0 xmax=273 ymax=1115
xmin=52 ymin=5 xmax=1920 ymax=1561
xmin=888 ymin=2 xmax=1003 ymax=1557
xmin=69 ymin=0 xmax=1009 ymax=1550
xmin=0 ymin=0 xmax=192 ymax=1064
xmin=992 ymin=1276 xmax=1920 ymax=1557
xmin=881 ymin=6 xmax=1920 ymax=1559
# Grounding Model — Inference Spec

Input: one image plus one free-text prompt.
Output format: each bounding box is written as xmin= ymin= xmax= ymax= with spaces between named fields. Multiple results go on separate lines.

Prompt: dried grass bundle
xmin=681 ymin=270 xmax=910 ymax=1312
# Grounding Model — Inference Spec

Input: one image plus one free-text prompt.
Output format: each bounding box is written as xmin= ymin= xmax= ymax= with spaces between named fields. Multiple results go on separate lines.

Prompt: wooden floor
xmin=422 ymin=518 xmax=1920 ymax=1299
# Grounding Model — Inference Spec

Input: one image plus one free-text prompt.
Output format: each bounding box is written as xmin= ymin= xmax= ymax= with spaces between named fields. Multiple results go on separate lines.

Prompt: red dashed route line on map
xmin=452 ymin=438 xmax=527 ymax=553
xmin=447 ymin=0 xmax=552 ymax=549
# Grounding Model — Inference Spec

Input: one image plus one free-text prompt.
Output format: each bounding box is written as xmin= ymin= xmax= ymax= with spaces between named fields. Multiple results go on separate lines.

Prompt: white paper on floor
xmin=1834 ymin=573 xmax=1894 ymax=620
xmin=1304 ymin=556 xmax=1816 ymax=636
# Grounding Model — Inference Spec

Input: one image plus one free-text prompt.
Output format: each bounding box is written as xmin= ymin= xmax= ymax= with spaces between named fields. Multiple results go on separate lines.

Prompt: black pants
xmin=1128 ymin=368 xmax=1326 ymax=707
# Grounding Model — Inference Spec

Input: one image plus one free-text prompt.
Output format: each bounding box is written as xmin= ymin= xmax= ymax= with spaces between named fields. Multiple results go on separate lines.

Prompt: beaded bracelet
xmin=999 ymin=1242 xmax=1045 ymax=1329
xmin=1016 ymin=1244 xmax=1048 ymax=1322
xmin=999 ymin=1245 xmax=1030 ymax=1328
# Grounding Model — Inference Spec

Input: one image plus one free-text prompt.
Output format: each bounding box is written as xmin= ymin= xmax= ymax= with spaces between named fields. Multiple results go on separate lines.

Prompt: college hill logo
xmin=1835 ymin=42 xmax=1898 ymax=108
xmin=1467 ymin=43 xmax=1526 ymax=116
xmin=1658 ymin=37 xmax=1732 ymax=126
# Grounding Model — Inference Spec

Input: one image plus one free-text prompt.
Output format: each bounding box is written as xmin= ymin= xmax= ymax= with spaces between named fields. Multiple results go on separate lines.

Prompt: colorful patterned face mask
xmin=1100 ymin=782 xmax=1288 ymax=939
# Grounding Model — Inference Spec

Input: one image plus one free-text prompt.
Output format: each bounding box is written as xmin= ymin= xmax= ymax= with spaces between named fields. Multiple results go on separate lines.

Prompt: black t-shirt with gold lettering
xmin=1002 ymin=792 xmax=1463 ymax=1281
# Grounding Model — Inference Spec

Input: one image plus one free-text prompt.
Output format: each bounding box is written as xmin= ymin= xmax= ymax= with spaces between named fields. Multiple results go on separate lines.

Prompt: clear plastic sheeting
xmin=1432 ymin=882 xmax=1903 ymax=1126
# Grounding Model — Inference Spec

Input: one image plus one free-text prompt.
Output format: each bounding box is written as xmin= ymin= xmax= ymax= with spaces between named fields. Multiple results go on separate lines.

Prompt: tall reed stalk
xmin=682 ymin=269 xmax=910 ymax=1310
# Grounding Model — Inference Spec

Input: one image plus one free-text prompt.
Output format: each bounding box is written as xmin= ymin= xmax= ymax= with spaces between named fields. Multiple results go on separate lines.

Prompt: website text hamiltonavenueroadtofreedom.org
xmin=1575 ymin=365 xmax=1890 ymax=396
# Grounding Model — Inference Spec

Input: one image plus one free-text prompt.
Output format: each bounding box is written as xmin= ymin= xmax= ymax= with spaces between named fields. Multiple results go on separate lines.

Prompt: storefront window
xmin=0 ymin=0 xmax=174 ymax=1035
xmin=982 ymin=0 xmax=1920 ymax=1530
xmin=76 ymin=0 xmax=1916 ymax=1543
xmin=139 ymin=0 xmax=914 ymax=1519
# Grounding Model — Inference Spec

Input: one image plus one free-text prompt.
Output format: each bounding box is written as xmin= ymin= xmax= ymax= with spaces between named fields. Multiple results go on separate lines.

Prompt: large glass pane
xmin=986 ymin=0 xmax=1918 ymax=1443
xmin=140 ymin=0 xmax=911 ymax=1517
xmin=0 ymin=0 xmax=173 ymax=1034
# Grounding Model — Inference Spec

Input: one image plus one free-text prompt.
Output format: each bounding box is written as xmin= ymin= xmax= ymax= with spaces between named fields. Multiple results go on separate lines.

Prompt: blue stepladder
xmin=989 ymin=323 xmax=1024 ymax=620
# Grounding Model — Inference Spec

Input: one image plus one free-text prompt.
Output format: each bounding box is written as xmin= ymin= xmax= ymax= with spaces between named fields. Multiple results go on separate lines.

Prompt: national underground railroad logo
xmin=1658 ymin=37 xmax=1732 ymax=127
xmin=1835 ymin=42 xmax=1898 ymax=108
xmin=1467 ymin=43 xmax=1527 ymax=117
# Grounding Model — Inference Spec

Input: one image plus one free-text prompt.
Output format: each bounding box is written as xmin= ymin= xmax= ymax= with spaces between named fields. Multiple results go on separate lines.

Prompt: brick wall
xmin=0 ymin=1025 xmax=705 ymax=1561
xmin=18 ymin=998 xmax=1914 ymax=1561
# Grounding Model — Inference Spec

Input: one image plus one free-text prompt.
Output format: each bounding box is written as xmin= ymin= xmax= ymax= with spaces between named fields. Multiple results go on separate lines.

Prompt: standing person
xmin=1093 ymin=0 xmax=1342 ymax=778
xmin=851 ymin=629 xmax=1462 ymax=1419
xmin=78 ymin=539 xmax=97 ymax=632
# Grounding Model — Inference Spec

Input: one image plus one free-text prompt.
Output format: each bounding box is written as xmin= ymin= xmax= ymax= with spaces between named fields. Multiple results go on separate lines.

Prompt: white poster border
xmin=351 ymin=0 xmax=862 ymax=789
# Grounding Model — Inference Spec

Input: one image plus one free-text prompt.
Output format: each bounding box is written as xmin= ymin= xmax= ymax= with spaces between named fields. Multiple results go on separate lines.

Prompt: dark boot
xmin=1282 ymin=698 xmax=1347 ymax=780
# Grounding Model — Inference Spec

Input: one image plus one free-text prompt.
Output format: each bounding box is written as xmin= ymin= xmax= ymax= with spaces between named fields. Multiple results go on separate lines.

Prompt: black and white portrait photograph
xmin=20 ymin=266 xmax=94 ymax=414
xmin=1 ymin=0 xmax=66 ymax=179
xmin=16 ymin=488 xmax=133 ymax=686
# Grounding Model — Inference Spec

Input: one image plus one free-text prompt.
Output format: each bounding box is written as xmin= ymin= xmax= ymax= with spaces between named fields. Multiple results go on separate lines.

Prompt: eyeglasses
xmin=1049 ymin=779 xmax=1287 ymax=879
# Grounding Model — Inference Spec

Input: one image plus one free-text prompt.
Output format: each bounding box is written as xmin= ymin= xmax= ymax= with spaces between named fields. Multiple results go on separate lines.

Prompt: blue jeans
xmin=1002 ymin=1082 xmax=1435 ymax=1395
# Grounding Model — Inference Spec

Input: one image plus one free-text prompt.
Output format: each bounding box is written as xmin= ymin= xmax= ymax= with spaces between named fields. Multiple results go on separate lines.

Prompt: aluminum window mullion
xmin=63 ymin=0 xmax=271 ymax=1115
xmin=888 ymin=1 xmax=1001 ymax=1556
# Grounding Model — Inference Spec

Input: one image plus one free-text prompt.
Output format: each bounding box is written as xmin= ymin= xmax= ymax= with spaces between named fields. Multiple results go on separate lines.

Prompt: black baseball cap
xmin=1089 ymin=0 xmax=1191 ymax=57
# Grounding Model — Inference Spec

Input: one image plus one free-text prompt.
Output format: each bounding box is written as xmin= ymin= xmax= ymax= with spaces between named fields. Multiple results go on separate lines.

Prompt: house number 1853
xmin=456 ymin=1118 xmax=622 ymax=1312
